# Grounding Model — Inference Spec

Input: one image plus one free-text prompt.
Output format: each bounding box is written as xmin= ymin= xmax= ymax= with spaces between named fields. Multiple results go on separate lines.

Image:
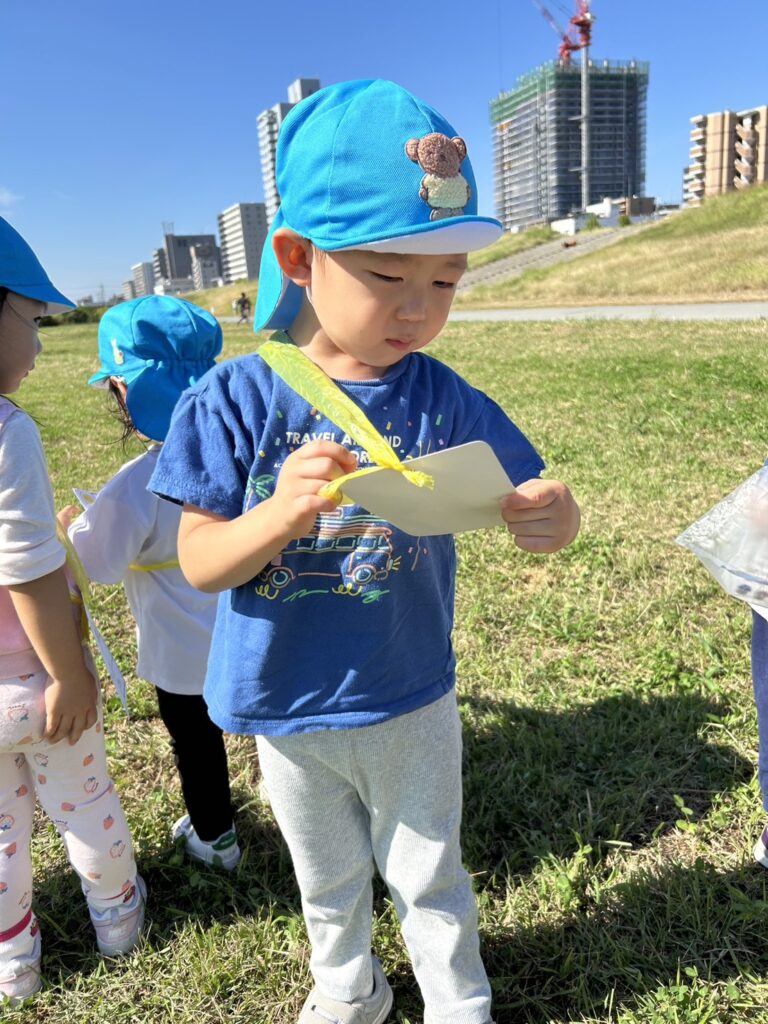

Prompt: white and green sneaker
xmin=172 ymin=814 xmax=241 ymax=871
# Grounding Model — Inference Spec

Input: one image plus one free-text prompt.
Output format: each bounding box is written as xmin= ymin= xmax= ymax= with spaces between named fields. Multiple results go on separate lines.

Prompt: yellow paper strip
xmin=258 ymin=333 xmax=433 ymax=505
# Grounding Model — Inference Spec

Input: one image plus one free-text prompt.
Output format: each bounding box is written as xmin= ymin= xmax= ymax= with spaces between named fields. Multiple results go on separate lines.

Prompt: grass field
xmin=455 ymin=185 xmax=768 ymax=308
xmin=9 ymin=316 xmax=768 ymax=1023
xmin=465 ymin=226 xmax=559 ymax=270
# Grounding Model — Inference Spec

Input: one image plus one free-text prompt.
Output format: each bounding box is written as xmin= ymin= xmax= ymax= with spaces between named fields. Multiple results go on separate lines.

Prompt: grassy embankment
xmin=456 ymin=184 xmax=768 ymax=308
xmin=14 ymin=315 xmax=768 ymax=1023
xmin=176 ymin=226 xmax=558 ymax=318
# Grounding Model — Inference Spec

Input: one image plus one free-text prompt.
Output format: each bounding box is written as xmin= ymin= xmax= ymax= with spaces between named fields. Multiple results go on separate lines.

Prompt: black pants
xmin=155 ymin=688 xmax=234 ymax=842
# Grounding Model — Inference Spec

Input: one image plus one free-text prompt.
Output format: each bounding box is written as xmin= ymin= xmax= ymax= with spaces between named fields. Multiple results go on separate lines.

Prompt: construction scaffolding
xmin=490 ymin=59 xmax=649 ymax=230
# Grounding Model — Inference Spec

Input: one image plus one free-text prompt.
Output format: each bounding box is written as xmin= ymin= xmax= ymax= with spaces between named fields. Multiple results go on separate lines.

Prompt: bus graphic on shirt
xmin=256 ymin=511 xmax=401 ymax=597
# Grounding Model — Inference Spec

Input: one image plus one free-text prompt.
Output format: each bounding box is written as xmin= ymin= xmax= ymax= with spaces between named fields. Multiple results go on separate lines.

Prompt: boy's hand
xmin=271 ymin=441 xmax=358 ymax=539
xmin=44 ymin=666 xmax=98 ymax=745
xmin=501 ymin=479 xmax=580 ymax=554
xmin=57 ymin=504 xmax=80 ymax=531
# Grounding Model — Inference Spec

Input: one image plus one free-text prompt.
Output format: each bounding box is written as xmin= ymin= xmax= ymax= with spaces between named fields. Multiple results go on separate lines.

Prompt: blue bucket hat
xmin=0 ymin=216 xmax=75 ymax=314
xmin=254 ymin=79 xmax=502 ymax=331
xmin=90 ymin=296 xmax=222 ymax=441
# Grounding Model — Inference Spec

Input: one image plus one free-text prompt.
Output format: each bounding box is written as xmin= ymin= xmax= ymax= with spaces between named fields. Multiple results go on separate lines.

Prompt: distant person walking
xmin=236 ymin=292 xmax=251 ymax=325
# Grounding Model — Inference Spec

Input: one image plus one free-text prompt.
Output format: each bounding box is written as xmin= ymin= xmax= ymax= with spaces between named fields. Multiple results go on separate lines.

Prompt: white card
xmin=73 ymin=487 xmax=96 ymax=509
xmin=84 ymin=608 xmax=130 ymax=715
xmin=341 ymin=441 xmax=515 ymax=536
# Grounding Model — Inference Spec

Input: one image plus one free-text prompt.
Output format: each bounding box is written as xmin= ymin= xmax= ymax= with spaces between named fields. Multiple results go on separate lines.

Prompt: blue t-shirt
xmin=150 ymin=349 xmax=544 ymax=736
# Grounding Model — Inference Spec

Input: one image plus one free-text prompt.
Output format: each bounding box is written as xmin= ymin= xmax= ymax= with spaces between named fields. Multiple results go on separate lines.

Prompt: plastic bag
xmin=676 ymin=466 xmax=768 ymax=607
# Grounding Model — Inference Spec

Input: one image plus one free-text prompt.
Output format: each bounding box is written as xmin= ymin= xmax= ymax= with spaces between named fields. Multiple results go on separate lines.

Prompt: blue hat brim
xmin=0 ymin=216 xmax=75 ymax=314
xmin=254 ymin=209 xmax=304 ymax=332
xmin=11 ymin=282 xmax=75 ymax=315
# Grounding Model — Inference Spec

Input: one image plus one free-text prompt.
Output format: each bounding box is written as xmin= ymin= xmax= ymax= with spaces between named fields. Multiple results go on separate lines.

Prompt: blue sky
xmin=4 ymin=0 xmax=767 ymax=301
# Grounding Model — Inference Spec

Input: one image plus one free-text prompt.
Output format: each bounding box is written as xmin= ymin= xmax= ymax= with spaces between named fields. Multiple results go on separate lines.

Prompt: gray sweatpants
xmin=256 ymin=690 xmax=492 ymax=1024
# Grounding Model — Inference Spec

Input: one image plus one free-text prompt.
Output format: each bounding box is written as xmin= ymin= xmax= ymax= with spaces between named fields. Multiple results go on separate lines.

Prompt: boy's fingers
xmin=299 ymin=456 xmax=357 ymax=481
xmin=507 ymin=520 xmax=558 ymax=537
xmin=502 ymin=506 xmax=554 ymax=524
xmin=297 ymin=440 xmax=357 ymax=465
xmin=513 ymin=534 xmax=563 ymax=554
xmin=501 ymin=486 xmax=555 ymax=512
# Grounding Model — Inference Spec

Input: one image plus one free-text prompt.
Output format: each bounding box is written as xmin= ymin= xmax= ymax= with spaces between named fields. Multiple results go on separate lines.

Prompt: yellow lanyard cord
xmin=128 ymin=560 xmax=180 ymax=572
xmin=56 ymin=523 xmax=91 ymax=640
xmin=258 ymin=332 xmax=433 ymax=504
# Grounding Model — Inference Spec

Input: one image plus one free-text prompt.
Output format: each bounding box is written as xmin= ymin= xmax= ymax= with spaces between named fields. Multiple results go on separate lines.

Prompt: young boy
xmin=151 ymin=79 xmax=580 ymax=1024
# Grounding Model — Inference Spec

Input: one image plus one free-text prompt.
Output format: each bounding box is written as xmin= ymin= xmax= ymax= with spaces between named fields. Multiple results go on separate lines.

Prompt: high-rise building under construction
xmin=490 ymin=60 xmax=649 ymax=230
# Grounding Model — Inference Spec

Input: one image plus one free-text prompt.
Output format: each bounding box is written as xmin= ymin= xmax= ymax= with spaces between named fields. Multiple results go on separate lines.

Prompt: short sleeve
xmin=0 ymin=412 xmax=66 ymax=585
xmin=150 ymin=381 xmax=251 ymax=520
xmin=462 ymin=395 xmax=545 ymax=486
xmin=68 ymin=459 xmax=157 ymax=584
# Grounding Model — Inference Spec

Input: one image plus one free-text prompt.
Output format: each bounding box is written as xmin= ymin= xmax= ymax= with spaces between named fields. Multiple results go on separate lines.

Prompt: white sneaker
xmin=89 ymin=875 xmax=146 ymax=956
xmin=754 ymin=823 xmax=768 ymax=867
xmin=172 ymin=814 xmax=241 ymax=871
xmin=0 ymin=925 xmax=42 ymax=1006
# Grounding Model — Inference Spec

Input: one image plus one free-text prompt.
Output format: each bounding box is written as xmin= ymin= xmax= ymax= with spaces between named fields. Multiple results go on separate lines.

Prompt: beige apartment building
xmin=684 ymin=105 xmax=768 ymax=205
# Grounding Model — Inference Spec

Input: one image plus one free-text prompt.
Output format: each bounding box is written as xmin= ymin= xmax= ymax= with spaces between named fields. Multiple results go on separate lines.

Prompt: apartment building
xmin=684 ymin=105 xmax=768 ymax=206
xmin=217 ymin=202 xmax=268 ymax=283
xmin=257 ymin=78 xmax=321 ymax=224
xmin=131 ymin=261 xmax=155 ymax=298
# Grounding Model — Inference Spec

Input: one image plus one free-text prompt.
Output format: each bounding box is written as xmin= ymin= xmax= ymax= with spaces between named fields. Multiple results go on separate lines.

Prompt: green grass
xmin=456 ymin=185 xmax=768 ymax=308
xmin=466 ymin=226 xmax=558 ymax=270
xmin=11 ymin=316 xmax=768 ymax=1022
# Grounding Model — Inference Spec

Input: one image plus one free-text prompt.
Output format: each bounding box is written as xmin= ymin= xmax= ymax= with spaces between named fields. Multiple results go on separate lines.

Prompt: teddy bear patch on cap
xmin=405 ymin=133 xmax=472 ymax=221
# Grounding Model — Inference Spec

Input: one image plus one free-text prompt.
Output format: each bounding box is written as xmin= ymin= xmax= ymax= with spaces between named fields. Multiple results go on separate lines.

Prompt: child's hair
xmin=254 ymin=79 xmax=502 ymax=332
xmin=107 ymin=379 xmax=139 ymax=447
xmin=89 ymin=296 xmax=222 ymax=442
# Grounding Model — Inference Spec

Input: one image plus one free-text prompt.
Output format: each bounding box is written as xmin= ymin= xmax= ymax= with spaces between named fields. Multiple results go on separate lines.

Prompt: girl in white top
xmin=0 ymin=216 xmax=144 ymax=1007
xmin=62 ymin=296 xmax=240 ymax=872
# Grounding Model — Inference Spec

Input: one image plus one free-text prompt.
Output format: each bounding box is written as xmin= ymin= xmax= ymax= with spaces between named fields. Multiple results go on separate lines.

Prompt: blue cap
xmin=89 ymin=296 xmax=222 ymax=441
xmin=254 ymin=79 xmax=502 ymax=331
xmin=0 ymin=216 xmax=75 ymax=314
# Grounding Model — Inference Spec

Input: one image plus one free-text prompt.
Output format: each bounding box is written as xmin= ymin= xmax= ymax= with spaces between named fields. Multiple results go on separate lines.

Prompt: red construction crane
xmin=532 ymin=0 xmax=593 ymax=66
xmin=532 ymin=0 xmax=595 ymax=210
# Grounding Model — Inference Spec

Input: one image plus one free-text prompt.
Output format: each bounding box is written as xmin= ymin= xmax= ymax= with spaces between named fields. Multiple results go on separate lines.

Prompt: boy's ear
xmin=272 ymin=230 xmax=313 ymax=288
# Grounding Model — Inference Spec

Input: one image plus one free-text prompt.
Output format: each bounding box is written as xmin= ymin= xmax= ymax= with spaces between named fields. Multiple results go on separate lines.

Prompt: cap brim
xmin=87 ymin=369 xmax=115 ymax=389
xmin=333 ymin=216 xmax=502 ymax=254
xmin=12 ymin=282 xmax=76 ymax=315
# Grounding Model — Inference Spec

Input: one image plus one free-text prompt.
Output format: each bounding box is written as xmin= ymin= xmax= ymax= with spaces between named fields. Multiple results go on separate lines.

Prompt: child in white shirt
xmin=0 ymin=217 xmax=144 ymax=1006
xmin=62 ymin=296 xmax=240 ymax=870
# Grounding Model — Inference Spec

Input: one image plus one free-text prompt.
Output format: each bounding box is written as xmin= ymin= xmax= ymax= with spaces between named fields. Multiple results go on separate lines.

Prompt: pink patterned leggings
xmin=0 ymin=669 xmax=138 ymax=967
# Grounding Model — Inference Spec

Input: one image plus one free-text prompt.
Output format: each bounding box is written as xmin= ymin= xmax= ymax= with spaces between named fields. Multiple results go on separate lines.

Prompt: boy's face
xmin=305 ymin=248 xmax=467 ymax=379
xmin=0 ymin=293 xmax=45 ymax=394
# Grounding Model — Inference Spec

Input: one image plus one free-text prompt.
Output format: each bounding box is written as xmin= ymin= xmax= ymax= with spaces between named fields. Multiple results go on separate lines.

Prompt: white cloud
xmin=0 ymin=187 xmax=21 ymax=212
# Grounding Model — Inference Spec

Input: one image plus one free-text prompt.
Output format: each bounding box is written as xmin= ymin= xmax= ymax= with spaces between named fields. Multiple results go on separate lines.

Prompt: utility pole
xmin=581 ymin=40 xmax=590 ymax=210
